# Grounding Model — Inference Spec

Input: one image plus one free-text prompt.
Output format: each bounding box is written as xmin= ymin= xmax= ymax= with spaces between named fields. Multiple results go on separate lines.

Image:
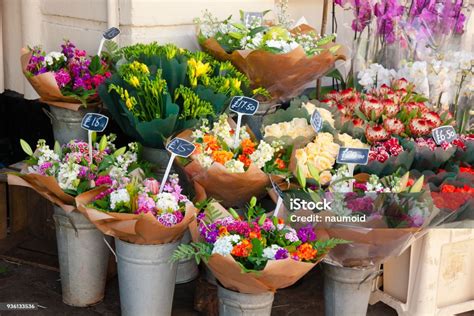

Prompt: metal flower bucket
xmin=323 ymin=262 xmax=380 ymax=316
xmin=217 ymin=284 xmax=275 ymax=316
xmin=141 ymin=146 xmax=173 ymax=180
xmin=115 ymin=238 xmax=180 ymax=316
xmin=45 ymin=106 xmax=96 ymax=145
xmin=53 ymin=206 xmax=111 ymax=307
xmin=175 ymin=230 xmax=199 ymax=284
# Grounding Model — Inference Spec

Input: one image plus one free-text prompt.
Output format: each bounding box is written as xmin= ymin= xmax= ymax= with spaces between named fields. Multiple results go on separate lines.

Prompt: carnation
xmin=212 ymin=234 xmax=241 ymax=256
xmin=110 ymin=188 xmax=130 ymax=210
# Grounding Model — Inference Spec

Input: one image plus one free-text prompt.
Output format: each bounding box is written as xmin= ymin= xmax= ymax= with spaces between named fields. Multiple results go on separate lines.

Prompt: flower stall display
xmin=175 ymin=114 xmax=292 ymax=207
xmin=172 ymin=197 xmax=346 ymax=314
xmin=99 ymin=43 xmax=267 ymax=150
xmin=21 ymin=40 xmax=111 ymax=110
xmin=76 ymin=174 xmax=197 ymax=316
xmin=195 ymin=4 xmax=346 ymax=101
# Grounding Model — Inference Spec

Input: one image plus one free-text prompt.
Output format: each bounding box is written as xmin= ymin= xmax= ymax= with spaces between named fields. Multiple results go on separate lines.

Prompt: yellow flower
xmin=337 ymin=133 xmax=369 ymax=148
xmin=230 ymin=78 xmax=241 ymax=91
xmin=188 ymin=58 xmax=211 ymax=78
xmin=125 ymin=98 xmax=133 ymax=110
xmin=319 ymin=170 xmax=332 ymax=185
xmin=129 ymin=76 xmax=140 ymax=88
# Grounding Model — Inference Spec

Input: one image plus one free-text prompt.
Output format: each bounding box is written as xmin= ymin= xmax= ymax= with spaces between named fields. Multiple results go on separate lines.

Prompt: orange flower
xmin=193 ymin=143 xmax=202 ymax=155
xmin=275 ymin=158 xmax=286 ymax=170
xmin=219 ymin=226 xmax=228 ymax=236
xmin=241 ymin=138 xmax=256 ymax=156
xmin=204 ymin=134 xmax=220 ymax=151
xmin=249 ymin=231 xmax=261 ymax=239
xmin=212 ymin=150 xmax=233 ymax=165
xmin=231 ymin=239 xmax=252 ymax=257
xmin=293 ymin=243 xmax=317 ymax=261
xmin=238 ymin=154 xmax=252 ymax=168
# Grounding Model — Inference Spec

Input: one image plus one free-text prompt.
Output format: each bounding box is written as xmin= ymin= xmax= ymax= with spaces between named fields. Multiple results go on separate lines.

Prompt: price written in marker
xmin=81 ymin=113 xmax=109 ymax=164
xmin=336 ymin=147 xmax=369 ymax=192
xmin=243 ymin=12 xmax=264 ymax=26
xmin=229 ymin=96 xmax=259 ymax=147
xmin=160 ymin=138 xmax=196 ymax=193
xmin=310 ymin=109 xmax=323 ymax=132
xmin=432 ymin=126 xmax=458 ymax=145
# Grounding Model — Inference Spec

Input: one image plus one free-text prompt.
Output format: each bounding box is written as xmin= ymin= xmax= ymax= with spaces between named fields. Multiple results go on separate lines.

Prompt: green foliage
xmin=171 ymin=242 xmax=213 ymax=264
xmin=20 ymin=139 xmax=33 ymax=157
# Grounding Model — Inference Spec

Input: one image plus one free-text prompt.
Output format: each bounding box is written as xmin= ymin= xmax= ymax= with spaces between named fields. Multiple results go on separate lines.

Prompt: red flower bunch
xmin=369 ymin=137 xmax=404 ymax=163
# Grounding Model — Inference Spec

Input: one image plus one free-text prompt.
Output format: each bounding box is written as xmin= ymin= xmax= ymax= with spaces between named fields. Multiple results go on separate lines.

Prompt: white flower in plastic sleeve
xmin=57 ymin=162 xmax=81 ymax=191
xmin=110 ymin=188 xmax=130 ymax=210
xmin=155 ymin=192 xmax=179 ymax=212
xmin=44 ymin=51 xmax=66 ymax=66
xmin=263 ymin=244 xmax=283 ymax=260
xmin=212 ymin=234 xmax=241 ymax=256
xmin=250 ymin=141 xmax=275 ymax=169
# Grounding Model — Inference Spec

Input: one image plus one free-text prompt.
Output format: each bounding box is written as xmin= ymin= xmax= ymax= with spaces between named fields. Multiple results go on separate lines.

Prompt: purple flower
xmin=157 ymin=212 xmax=178 ymax=227
xmin=261 ymin=218 xmax=276 ymax=231
xmin=174 ymin=210 xmax=184 ymax=224
xmin=39 ymin=162 xmax=53 ymax=175
xmin=93 ymin=188 xmax=114 ymax=201
xmin=54 ymin=69 xmax=71 ymax=88
xmin=96 ymin=175 xmax=112 ymax=186
xmin=61 ymin=41 xmax=76 ymax=59
xmin=137 ymin=194 xmax=156 ymax=215
xmin=297 ymin=225 xmax=317 ymax=243
xmin=199 ymin=222 xmax=219 ymax=243
xmin=275 ymin=248 xmax=289 ymax=260
xmin=345 ymin=194 xmax=374 ymax=213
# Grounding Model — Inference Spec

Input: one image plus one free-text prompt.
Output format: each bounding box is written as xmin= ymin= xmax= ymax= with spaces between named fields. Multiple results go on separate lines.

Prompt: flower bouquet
xmin=195 ymin=7 xmax=346 ymax=101
xmin=174 ymin=114 xmax=292 ymax=207
xmin=75 ymin=174 xmax=197 ymax=315
xmin=21 ymin=40 xmax=111 ymax=110
xmin=8 ymin=135 xmax=140 ymax=213
xmin=100 ymin=43 xmax=266 ymax=149
xmin=172 ymin=197 xmax=346 ymax=294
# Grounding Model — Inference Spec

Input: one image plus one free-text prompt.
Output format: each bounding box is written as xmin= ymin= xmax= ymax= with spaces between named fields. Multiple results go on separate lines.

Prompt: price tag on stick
xmin=81 ymin=113 xmax=109 ymax=165
xmin=229 ymin=96 xmax=259 ymax=148
xmin=160 ymin=138 xmax=196 ymax=193
xmin=97 ymin=27 xmax=121 ymax=56
xmin=310 ymin=109 xmax=323 ymax=132
xmin=336 ymin=147 xmax=370 ymax=192
xmin=432 ymin=126 xmax=458 ymax=145
xmin=270 ymin=178 xmax=284 ymax=217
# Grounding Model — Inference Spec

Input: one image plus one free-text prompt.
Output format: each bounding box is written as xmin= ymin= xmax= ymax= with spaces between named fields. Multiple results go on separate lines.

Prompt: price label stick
xmin=234 ymin=113 xmax=243 ymax=148
xmin=274 ymin=196 xmax=283 ymax=217
xmin=161 ymin=137 xmax=196 ymax=193
xmin=347 ymin=163 xmax=355 ymax=192
xmin=271 ymin=177 xmax=284 ymax=217
xmin=159 ymin=152 xmax=177 ymax=193
xmin=98 ymin=27 xmax=121 ymax=56
xmin=88 ymin=131 xmax=93 ymax=166
xmin=336 ymin=147 xmax=369 ymax=192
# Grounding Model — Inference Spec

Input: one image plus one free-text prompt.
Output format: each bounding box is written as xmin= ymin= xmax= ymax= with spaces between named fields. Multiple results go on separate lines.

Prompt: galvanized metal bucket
xmin=141 ymin=146 xmax=172 ymax=180
xmin=217 ymin=284 xmax=274 ymax=316
xmin=115 ymin=238 xmax=180 ymax=316
xmin=53 ymin=206 xmax=111 ymax=307
xmin=44 ymin=106 xmax=95 ymax=145
xmin=175 ymin=230 xmax=199 ymax=284
xmin=323 ymin=262 xmax=380 ymax=316
xmin=204 ymin=265 xmax=217 ymax=285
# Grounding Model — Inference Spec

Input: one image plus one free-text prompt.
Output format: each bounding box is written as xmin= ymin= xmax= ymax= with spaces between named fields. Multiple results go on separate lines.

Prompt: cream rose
xmin=319 ymin=170 xmax=333 ymax=185
xmin=337 ymin=133 xmax=369 ymax=148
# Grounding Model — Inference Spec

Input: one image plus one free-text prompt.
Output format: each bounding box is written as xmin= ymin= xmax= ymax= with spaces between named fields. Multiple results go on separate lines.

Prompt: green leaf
xmin=307 ymin=163 xmax=320 ymax=183
xmin=20 ymin=139 xmax=33 ymax=157
xmin=99 ymin=135 xmax=108 ymax=151
xmin=91 ymin=131 xmax=97 ymax=143
xmin=89 ymin=55 xmax=102 ymax=74
xmin=354 ymin=107 xmax=368 ymax=121
xmin=113 ymin=146 xmax=127 ymax=157
xmin=54 ymin=141 xmax=62 ymax=158
xmin=296 ymin=164 xmax=307 ymax=188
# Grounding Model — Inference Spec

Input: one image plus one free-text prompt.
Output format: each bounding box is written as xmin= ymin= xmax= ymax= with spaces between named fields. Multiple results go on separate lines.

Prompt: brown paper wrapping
xmin=174 ymin=124 xmax=280 ymax=208
xmin=201 ymin=36 xmax=346 ymax=102
xmin=188 ymin=199 xmax=325 ymax=294
xmin=8 ymin=173 xmax=76 ymax=213
xmin=20 ymin=49 xmax=100 ymax=111
xmin=75 ymin=187 xmax=198 ymax=245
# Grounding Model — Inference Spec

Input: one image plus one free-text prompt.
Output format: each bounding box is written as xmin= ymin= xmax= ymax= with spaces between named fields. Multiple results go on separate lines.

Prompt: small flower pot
xmin=217 ymin=284 xmax=274 ymax=316
xmin=45 ymin=106 xmax=96 ymax=145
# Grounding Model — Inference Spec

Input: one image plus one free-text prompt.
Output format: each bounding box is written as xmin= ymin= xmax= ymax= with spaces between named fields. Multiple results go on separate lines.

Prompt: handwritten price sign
xmin=229 ymin=96 xmax=259 ymax=115
xmin=166 ymin=138 xmax=196 ymax=158
xmin=336 ymin=147 xmax=370 ymax=165
xmin=311 ymin=109 xmax=323 ymax=132
xmin=432 ymin=126 xmax=457 ymax=145
xmin=81 ymin=113 xmax=109 ymax=132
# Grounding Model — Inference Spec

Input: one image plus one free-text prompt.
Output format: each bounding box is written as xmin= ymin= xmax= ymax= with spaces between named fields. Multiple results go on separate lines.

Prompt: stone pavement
xmin=0 ymin=259 xmax=396 ymax=316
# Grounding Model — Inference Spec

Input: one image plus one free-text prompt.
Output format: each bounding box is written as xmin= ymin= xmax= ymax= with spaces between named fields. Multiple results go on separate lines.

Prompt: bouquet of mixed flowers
xmin=76 ymin=174 xmax=197 ymax=244
xmin=172 ymin=198 xmax=346 ymax=293
xmin=176 ymin=114 xmax=292 ymax=207
xmin=195 ymin=4 xmax=346 ymax=101
xmin=100 ymin=43 xmax=267 ymax=149
xmin=8 ymin=135 xmax=140 ymax=213
xmin=21 ymin=40 xmax=111 ymax=110
xmin=274 ymin=166 xmax=444 ymax=267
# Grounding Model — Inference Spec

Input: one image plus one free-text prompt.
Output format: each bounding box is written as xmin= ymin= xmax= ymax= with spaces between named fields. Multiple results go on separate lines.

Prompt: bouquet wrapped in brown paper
xmin=7 ymin=136 xmax=141 ymax=214
xmin=269 ymin=167 xmax=448 ymax=267
xmin=76 ymin=185 xmax=198 ymax=245
xmin=195 ymin=10 xmax=346 ymax=101
xmin=174 ymin=114 xmax=293 ymax=207
xmin=21 ymin=40 xmax=112 ymax=110
xmin=173 ymin=196 xmax=347 ymax=294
